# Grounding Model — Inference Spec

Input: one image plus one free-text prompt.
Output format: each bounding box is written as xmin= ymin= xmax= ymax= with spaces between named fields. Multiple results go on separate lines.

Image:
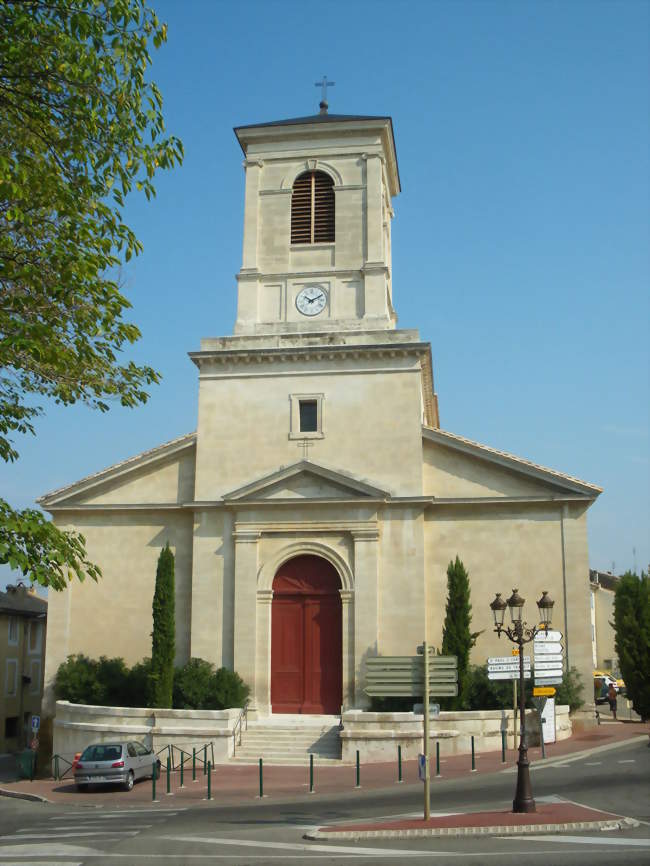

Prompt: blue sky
xmin=2 ymin=0 xmax=648 ymax=591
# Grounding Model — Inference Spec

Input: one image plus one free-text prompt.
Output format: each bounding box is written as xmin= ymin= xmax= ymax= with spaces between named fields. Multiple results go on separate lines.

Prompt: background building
xmin=1 ymin=583 xmax=47 ymax=753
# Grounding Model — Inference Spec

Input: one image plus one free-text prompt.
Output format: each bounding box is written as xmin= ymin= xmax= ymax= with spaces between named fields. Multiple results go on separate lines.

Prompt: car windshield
xmin=80 ymin=744 xmax=123 ymax=762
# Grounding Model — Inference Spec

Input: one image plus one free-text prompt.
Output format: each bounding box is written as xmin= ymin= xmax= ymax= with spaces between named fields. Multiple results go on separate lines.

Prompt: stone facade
xmin=40 ymin=108 xmax=601 ymax=720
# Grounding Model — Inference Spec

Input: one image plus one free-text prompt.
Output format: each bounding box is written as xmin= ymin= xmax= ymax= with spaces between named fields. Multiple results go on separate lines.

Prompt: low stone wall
xmin=340 ymin=706 xmax=571 ymax=762
xmin=53 ymin=701 xmax=241 ymax=765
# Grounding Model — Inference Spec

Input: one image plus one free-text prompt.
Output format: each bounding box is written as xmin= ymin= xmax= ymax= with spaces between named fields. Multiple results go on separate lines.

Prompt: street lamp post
xmin=489 ymin=588 xmax=554 ymax=813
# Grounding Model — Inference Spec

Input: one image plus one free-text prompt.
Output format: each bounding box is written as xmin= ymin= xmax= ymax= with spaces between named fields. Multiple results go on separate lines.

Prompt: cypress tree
xmin=441 ymin=556 xmax=479 ymax=710
xmin=150 ymin=543 xmax=175 ymax=708
xmin=614 ymin=571 xmax=649 ymax=721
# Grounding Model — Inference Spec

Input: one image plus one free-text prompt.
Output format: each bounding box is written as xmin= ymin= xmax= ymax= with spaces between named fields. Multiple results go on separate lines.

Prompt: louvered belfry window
xmin=291 ymin=171 xmax=335 ymax=244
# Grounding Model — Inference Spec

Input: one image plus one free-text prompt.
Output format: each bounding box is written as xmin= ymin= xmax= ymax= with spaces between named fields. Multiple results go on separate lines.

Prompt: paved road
xmin=0 ymin=738 xmax=648 ymax=865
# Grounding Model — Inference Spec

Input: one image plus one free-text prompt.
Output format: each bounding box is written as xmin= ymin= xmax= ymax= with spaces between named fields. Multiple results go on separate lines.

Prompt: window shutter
xmin=291 ymin=171 xmax=334 ymax=244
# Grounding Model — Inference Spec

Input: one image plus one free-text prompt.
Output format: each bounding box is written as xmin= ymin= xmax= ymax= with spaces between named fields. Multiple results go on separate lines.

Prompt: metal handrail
xmin=232 ymin=700 xmax=250 ymax=756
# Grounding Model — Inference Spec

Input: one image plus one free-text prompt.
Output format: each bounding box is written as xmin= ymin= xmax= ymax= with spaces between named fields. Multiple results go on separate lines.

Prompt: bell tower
xmin=233 ymin=106 xmax=400 ymax=335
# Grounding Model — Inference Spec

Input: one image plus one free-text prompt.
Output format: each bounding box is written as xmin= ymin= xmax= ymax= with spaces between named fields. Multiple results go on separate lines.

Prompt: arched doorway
xmin=271 ymin=555 xmax=342 ymax=714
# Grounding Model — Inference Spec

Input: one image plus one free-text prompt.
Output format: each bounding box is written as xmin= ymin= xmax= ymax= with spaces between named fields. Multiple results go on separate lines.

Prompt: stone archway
xmin=270 ymin=555 xmax=342 ymax=714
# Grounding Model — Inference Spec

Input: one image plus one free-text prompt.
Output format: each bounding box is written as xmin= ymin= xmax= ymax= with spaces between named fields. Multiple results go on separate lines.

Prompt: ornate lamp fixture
xmin=489 ymin=587 xmax=554 ymax=813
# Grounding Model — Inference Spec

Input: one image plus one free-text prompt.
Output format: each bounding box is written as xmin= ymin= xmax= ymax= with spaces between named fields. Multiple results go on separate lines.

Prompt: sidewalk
xmin=1 ymin=719 xmax=647 ymax=811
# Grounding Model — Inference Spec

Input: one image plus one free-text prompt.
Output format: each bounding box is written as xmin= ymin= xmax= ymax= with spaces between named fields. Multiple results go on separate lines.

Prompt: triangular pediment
xmin=222 ymin=460 xmax=391 ymax=501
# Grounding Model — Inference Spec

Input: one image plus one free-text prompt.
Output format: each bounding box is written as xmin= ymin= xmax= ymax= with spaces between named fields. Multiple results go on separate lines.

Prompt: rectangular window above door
xmin=289 ymin=393 xmax=324 ymax=440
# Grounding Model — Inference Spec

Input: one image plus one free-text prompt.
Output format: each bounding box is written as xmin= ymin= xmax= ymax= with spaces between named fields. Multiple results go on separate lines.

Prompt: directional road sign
xmin=533 ymin=642 xmax=563 ymax=654
xmin=534 ymin=657 xmax=563 ymax=668
xmin=489 ymin=670 xmax=532 ymax=680
xmin=488 ymin=663 xmax=531 ymax=673
xmin=533 ymin=686 xmax=556 ymax=696
xmin=488 ymin=656 xmax=531 ymax=666
xmin=533 ymin=630 xmax=563 ymax=643
xmin=534 ymin=676 xmax=563 ymax=686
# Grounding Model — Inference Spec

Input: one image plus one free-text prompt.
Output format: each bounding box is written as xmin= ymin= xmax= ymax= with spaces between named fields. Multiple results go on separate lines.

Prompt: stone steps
xmin=232 ymin=718 xmax=342 ymax=764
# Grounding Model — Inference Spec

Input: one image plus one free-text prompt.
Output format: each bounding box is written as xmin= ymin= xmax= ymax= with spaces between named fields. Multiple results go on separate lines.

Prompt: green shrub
xmin=555 ymin=665 xmax=585 ymax=713
xmin=173 ymin=658 xmax=250 ymax=710
xmin=55 ymin=654 xmax=104 ymax=705
xmin=55 ymin=654 xmax=131 ymax=706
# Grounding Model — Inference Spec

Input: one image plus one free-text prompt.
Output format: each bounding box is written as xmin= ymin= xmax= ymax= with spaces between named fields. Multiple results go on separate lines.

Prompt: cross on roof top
xmin=315 ymin=75 xmax=335 ymax=114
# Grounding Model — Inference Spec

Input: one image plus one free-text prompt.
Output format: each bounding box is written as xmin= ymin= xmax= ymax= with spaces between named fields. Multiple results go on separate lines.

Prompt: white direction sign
xmin=533 ymin=642 xmax=563 ymax=655
xmin=535 ymin=660 xmax=563 ymax=671
xmin=490 ymin=670 xmax=532 ymax=680
xmin=488 ymin=656 xmax=530 ymax=666
xmin=488 ymin=663 xmax=530 ymax=673
xmin=535 ymin=676 xmax=563 ymax=686
xmin=533 ymin=653 xmax=563 ymax=663
xmin=534 ymin=630 xmax=563 ymax=643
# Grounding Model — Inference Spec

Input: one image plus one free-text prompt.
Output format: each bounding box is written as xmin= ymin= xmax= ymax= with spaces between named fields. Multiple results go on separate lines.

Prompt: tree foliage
xmin=150 ymin=543 xmax=174 ymax=707
xmin=0 ymin=0 xmax=183 ymax=589
xmin=440 ymin=556 xmax=480 ymax=709
xmin=614 ymin=571 xmax=650 ymax=720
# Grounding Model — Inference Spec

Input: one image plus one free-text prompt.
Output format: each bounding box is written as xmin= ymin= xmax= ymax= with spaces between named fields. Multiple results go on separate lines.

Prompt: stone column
xmin=190 ymin=510 xmax=224 ymax=667
xmin=340 ymin=589 xmax=354 ymax=710
xmin=241 ymin=159 xmax=262 ymax=270
xmin=255 ymin=589 xmax=273 ymax=715
xmin=232 ymin=528 xmax=260 ymax=707
xmin=364 ymin=154 xmax=383 ymax=264
xmin=352 ymin=528 xmax=380 ymax=708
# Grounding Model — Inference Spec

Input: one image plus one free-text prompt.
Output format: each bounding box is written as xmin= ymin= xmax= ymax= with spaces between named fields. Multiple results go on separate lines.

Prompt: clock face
xmin=296 ymin=286 xmax=327 ymax=317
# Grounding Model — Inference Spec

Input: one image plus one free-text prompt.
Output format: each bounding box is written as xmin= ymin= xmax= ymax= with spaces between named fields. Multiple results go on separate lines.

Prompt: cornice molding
xmin=190 ymin=341 xmax=431 ymax=369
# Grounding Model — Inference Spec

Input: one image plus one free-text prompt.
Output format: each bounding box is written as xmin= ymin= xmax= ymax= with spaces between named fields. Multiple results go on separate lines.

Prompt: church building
xmin=41 ymin=102 xmax=601 ymax=718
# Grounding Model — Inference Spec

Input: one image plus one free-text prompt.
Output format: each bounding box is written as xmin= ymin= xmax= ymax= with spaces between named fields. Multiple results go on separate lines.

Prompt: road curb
xmin=0 ymin=786 xmax=50 ymax=803
xmin=513 ymin=734 xmax=649 ymax=771
xmin=305 ymin=816 xmax=640 ymax=840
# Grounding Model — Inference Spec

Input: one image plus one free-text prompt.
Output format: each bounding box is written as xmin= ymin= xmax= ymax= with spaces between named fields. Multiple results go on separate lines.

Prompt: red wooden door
xmin=271 ymin=556 xmax=342 ymax=714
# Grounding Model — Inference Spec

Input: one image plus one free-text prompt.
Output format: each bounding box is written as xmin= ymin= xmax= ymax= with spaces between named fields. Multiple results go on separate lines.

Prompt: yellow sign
xmin=511 ymin=648 xmax=520 ymax=656
xmin=533 ymin=686 xmax=556 ymax=697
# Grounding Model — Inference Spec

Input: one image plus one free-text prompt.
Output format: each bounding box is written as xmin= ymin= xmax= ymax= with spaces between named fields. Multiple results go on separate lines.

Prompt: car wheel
xmin=76 ymin=783 xmax=88 ymax=792
xmin=123 ymin=770 xmax=134 ymax=792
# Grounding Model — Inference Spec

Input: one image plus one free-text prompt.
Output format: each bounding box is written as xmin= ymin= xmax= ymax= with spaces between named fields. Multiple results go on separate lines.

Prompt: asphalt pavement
xmin=0 ymin=732 xmax=648 ymax=865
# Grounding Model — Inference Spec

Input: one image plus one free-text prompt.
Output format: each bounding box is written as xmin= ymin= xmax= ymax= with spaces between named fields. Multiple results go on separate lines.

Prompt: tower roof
xmin=234 ymin=112 xmax=400 ymax=194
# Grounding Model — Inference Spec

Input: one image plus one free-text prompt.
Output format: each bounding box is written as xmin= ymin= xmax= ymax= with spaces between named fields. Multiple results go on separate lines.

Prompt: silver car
xmin=74 ymin=741 xmax=160 ymax=792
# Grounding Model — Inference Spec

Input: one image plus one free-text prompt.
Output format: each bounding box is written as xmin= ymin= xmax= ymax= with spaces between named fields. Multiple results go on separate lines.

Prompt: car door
xmin=126 ymin=742 xmax=140 ymax=778
xmin=135 ymin=741 xmax=152 ymax=777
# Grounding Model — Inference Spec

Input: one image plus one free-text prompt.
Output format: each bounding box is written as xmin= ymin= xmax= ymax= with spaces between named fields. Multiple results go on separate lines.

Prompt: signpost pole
xmin=423 ymin=639 xmax=430 ymax=821
xmin=513 ymin=680 xmax=517 ymax=752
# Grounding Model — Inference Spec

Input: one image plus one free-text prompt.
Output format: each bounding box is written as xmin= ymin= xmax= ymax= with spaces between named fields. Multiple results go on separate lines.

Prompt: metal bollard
xmin=501 ymin=730 xmax=506 ymax=763
xmin=309 ymin=753 xmax=314 ymax=793
xmin=54 ymin=755 xmax=60 ymax=781
xmin=397 ymin=744 xmax=403 ymax=783
xmin=540 ymin=732 xmax=546 ymax=759
xmin=166 ymin=755 xmax=171 ymax=795
xmin=203 ymin=744 xmax=207 ymax=775
xmin=180 ymin=750 xmax=184 ymax=787
xmin=207 ymin=760 xmax=211 ymax=800
xmin=258 ymin=758 xmax=264 ymax=798
xmin=192 ymin=747 xmax=196 ymax=782
xmin=355 ymin=750 xmax=361 ymax=788
xmin=152 ymin=761 xmax=157 ymax=801
xmin=435 ymin=741 xmax=441 ymax=777
xmin=471 ymin=735 xmax=476 ymax=771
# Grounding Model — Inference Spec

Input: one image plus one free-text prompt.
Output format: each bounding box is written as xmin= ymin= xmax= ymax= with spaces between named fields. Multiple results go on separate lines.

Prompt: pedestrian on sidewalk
xmin=607 ymin=683 xmax=618 ymax=719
